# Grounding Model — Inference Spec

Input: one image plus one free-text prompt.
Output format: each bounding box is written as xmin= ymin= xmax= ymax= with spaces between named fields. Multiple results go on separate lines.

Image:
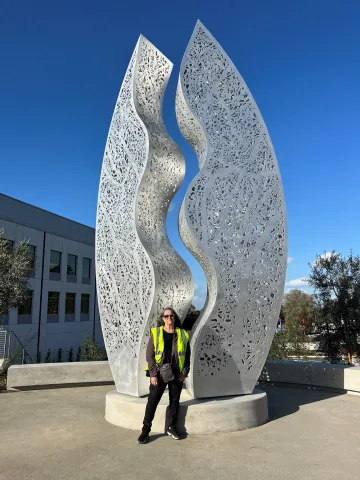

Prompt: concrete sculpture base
xmin=105 ymin=388 xmax=268 ymax=434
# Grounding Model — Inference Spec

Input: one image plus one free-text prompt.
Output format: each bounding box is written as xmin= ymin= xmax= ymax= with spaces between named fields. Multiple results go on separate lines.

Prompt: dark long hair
xmin=157 ymin=307 xmax=181 ymax=328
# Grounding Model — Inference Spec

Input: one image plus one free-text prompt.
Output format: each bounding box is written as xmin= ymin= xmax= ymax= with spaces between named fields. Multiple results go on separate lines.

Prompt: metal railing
xmin=0 ymin=328 xmax=9 ymax=361
xmin=0 ymin=328 xmax=34 ymax=365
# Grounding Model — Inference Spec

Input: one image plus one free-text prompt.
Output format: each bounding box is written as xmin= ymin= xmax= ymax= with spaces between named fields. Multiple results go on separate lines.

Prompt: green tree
xmin=282 ymin=289 xmax=315 ymax=357
xmin=284 ymin=289 xmax=316 ymax=334
xmin=268 ymin=330 xmax=289 ymax=360
xmin=308 ymin=251 xmax=360 ymax=365
xmin=268 ymin=290 xmax=314 ymax=360
xmin=182 ymin=304 xmax=201 ymax=331
xmin=279 ymin=304 xmax=285 ymax=324
xmin=0 ymin=229 xmax=34 ymax=320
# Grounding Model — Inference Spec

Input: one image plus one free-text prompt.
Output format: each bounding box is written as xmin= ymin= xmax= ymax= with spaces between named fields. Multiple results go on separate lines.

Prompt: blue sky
xmin=1 ymin=0 xmax=359 ymax=308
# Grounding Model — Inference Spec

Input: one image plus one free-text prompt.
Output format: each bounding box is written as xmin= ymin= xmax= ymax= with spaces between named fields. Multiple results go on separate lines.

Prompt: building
xmin=0 ymin=193 xmax=102 ymax=362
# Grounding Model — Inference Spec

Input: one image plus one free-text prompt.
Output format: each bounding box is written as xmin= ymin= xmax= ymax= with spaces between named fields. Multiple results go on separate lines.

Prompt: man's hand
xmin=150 ymin=376 xmax=158 ymax=387
xmin=177 ymin=374 xmax=186 ymax=383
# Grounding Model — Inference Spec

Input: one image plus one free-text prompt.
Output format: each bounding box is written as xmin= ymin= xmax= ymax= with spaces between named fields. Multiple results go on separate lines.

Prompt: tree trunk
xmin=347 ymin=351 xmax=352 ymax=365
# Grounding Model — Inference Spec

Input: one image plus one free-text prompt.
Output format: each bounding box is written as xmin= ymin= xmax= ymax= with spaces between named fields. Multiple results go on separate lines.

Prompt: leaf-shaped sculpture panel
xmin=176 ymin=21 xmax=287 ymax=398
xmin=96 ymin=36 xmax=194 ymax=397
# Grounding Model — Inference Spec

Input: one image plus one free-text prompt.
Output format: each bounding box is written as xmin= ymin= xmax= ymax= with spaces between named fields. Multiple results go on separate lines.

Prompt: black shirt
xmin=146 ymin=329 xmax=191 ymax=378
xmin=163 ymin=330 xmax=174 ymax=364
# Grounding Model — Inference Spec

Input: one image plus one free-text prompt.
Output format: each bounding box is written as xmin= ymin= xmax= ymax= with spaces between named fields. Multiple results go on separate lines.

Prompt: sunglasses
xmin=163 ymin=314 xmax=175 ymax=318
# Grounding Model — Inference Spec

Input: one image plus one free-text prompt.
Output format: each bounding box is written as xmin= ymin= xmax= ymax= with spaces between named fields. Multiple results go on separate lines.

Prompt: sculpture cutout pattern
xmin=176 ymin=21 xmax=287 ymax=398
xmin=96 ymin=36 xmax=194 ymax=397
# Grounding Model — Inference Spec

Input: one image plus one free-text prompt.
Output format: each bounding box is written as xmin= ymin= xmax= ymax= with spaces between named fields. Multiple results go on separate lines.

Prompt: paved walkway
xmin=0 ymin=384 xmax=360 ymax=480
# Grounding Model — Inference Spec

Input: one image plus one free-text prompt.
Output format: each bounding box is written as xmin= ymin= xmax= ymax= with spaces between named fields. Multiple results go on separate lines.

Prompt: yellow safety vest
xmin=145 ymin=326 xmax=189 ymax=373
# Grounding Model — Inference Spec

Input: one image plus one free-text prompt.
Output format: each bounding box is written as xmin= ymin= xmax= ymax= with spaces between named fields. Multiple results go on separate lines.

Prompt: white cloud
xmin=285 ymin=278 xmax=309 ymax=288
xmin=192 ymin=283 xmax=207 ymax=309
xmin=192 ymin=295 xmax=206 ymax=309
xmin=287 ymin=257 xmax=294 ymax=264
xmin=194 ymin=283 xmax=206 ymax=294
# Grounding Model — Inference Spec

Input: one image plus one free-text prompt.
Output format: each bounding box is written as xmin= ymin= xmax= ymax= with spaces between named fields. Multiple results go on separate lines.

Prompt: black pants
xmin=142 ymin=378 xmax=183 ymax=434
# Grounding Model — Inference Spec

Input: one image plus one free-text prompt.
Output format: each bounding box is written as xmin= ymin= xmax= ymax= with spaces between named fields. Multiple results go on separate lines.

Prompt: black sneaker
xmin=137 ymin=431 xmax=149 ymax=444
xmin=167 ymin=426 xmax=180 ymax=440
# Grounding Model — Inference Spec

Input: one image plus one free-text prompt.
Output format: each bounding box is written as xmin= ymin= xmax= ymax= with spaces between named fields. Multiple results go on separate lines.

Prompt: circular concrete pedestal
xmin=105 ymin=388 xmax=268 ymax=434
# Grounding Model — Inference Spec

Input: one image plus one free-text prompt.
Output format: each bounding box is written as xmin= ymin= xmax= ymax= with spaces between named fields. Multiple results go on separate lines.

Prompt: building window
xmin=67 ymin=254 xmax=77 ymax=276
xmin=0 ymin=238 xmax=14 ymax=251
xmin=80 ymin=293 xmax=90 ymax=321
xmin=65 ymin=293 xmax=76 ymax=314
xmin=82 ymin=257 xmax=91 ymax=284
xmin=0 ymin=315 xmax=9 ymax=325
xmin=47 ymin=291 xmax=59 ymax=314
xmin=18 ymin=290 xmax=33 ymax=315
xmin=50 ymin=250 xmax=61 ymax=274
xmin=81 ymin=294 xmax=90 ymax=314
xmin=28 ymin=245 xmax=36 ymax=272
xmin=18 ymin=290 xmax=33 ymax=324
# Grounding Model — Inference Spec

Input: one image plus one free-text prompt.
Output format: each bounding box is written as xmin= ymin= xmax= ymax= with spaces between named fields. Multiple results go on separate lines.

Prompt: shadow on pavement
xmin=261 ymin=383 xmax=345 ymax=421
xmin=147 ymin=433 xmax=166 ymax=443
xmin=148 ymin=432 xmax=188 ymax=443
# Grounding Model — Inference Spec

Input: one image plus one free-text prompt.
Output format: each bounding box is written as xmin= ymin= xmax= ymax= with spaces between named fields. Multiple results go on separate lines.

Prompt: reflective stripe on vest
xmin=154 ymin=326 xmax=163 ymax=364
xmin=145 ymin=326 xmax=189 ymax=373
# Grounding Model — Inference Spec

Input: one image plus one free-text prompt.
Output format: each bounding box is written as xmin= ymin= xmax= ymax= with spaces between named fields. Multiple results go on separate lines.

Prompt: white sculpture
xmin=176 ymin=21 xmax=287 ymax=398
xmin=96 ymin=36 xmax=194 ymax=397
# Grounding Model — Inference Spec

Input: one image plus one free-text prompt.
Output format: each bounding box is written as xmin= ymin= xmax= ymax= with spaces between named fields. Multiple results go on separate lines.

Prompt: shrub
xmin=67 ymin=347 xmax=73 ymax=362
xmin=78 ymin=335 xmax=107 ymax=361
xmin=57 ymin=348 xmax=63 ymax=363
xmin=45 ymin=349 xmax=51 ymax=363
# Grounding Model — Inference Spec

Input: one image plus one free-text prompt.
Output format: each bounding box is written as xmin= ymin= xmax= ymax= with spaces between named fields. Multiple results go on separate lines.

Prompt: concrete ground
xmin=0 ymin=385 xmax=360 ymax=480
